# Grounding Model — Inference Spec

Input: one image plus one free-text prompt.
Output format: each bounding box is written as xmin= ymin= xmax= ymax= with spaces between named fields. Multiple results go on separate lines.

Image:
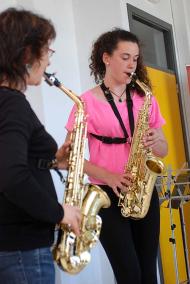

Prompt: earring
xmin=106 ymin=62 xmax=109 ymax=65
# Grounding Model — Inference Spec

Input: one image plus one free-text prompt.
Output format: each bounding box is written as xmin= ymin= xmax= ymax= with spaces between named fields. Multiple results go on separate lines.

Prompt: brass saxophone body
xmin=44 ymin=72 xmax=111 ymax=274
xmin=118 ymin=73 xmax=164 ymax=219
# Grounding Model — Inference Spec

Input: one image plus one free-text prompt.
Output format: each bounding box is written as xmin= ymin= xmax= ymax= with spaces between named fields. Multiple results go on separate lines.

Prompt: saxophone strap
xmin=90 ymin=133 xmax=127 ymax=144
xmin=37 ymin=158 xmax=65 ymax=183
xmin=126 ymin=86 xmax=135 ymax=136
xmin=90 ymin=82 xmax=134 ymax=144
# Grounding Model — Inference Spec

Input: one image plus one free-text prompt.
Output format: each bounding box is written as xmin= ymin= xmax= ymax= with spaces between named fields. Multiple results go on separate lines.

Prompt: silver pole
xmin=177 ymin=186 xmax=190 ymax=281
xmin=168 ymin=190 xmax=180 ymax=284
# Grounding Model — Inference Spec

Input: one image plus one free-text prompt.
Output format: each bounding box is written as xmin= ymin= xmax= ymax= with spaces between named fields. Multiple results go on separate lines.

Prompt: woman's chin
xmin=125 ymin=78 xmax=131 ymax=85
xmin=33 ymin=79 xmax=42 ymax=86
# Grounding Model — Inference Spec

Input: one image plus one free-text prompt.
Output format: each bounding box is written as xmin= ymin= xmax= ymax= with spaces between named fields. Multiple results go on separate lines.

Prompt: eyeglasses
xmin=48 ymin=48 xmax=55 ymax=58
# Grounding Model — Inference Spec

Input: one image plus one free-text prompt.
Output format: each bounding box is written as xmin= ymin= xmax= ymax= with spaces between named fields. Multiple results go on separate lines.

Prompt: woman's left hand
xmin=55 ymin=141 xmax=71 ymax=169
xmin=143 ymin=127 xmax=168 ymax=158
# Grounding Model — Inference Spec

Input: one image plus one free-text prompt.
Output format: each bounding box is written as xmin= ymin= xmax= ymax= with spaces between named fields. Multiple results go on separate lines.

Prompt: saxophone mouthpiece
xmin=44 ymin=72 xmax=61 ymax=87
xmin=127 ymin=72 xmax=137 ymax=82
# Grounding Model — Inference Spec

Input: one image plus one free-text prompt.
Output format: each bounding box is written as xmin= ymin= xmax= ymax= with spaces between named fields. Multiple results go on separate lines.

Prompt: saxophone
xmin=118 ymin=72 xmax=164 ymax=219
xmin=44 ymin=72 xmax=111 ymax=274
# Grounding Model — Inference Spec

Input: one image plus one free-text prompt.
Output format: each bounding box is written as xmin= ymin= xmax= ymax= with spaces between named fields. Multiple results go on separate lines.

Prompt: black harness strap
xmin=37 ymin=158 xmax=65 ymax=183
xmin=90 ymin=83 xmax=134 ymax=144
xmin=90 ymin=134 xmax=127 ymax=144
xmin=126 ymin=86 xmax=134 ymax=136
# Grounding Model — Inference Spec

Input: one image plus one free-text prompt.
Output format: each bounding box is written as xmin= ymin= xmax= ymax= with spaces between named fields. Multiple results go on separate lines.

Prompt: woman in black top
xmin=0 ymin=7 xmax=81 ymax=284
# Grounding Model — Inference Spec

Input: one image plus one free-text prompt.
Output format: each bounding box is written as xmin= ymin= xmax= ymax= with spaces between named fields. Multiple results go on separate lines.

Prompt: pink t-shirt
xmin=66 ymin=90 xmax=165 ymax=184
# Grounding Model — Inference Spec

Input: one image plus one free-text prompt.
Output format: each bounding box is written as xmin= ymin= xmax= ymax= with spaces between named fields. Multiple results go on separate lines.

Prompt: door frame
xmin=127 ymin=3 xmax=190 ymax=163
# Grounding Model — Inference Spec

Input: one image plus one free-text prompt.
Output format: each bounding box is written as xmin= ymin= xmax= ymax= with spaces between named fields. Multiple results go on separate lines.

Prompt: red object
xmin=186 ymin=65 xmax=190 ymax=95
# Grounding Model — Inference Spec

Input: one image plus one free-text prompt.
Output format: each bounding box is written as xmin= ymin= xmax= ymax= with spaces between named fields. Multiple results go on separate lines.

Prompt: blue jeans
xmin=0 ymin=247 xmax=55 ymax=284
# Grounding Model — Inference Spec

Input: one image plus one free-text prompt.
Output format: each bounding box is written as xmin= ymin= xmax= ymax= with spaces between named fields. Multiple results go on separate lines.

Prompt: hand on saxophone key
xmin=103 ymin=171 xmax=133 ymax=197
xmin=60 ymin=204 xmax=82 ymax=236
xmin=143 ymin=128 xmax=168 ymax=157
xmin=55 ymin=141 xmax=71 ymax=170
xmin=143 ymin=128 xmax=161 ymax=148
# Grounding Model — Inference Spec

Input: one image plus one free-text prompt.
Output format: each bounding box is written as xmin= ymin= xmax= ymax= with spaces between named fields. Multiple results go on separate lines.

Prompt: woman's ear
xmin=102 ymin=52 xmax=110 ymax=66
xmin=26 ymin=63 xmax=32 ymax=74
xmin=23 ymin=46 xmax=32 ymax=65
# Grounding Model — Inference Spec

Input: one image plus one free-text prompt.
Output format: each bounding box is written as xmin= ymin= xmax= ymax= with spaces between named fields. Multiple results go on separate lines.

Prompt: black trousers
xmin=99 ymin=185 xmax=160 ymax=284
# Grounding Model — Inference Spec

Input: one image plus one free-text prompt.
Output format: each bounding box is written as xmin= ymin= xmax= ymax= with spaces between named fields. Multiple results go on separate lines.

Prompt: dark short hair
xmin=0 ymin=8 xmax=56 ymax=90
xmin=89 ymin=28 xmax=151 ymax=94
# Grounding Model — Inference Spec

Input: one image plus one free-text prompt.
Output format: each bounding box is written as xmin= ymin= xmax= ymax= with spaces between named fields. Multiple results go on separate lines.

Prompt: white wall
xmin=1 ymin=0 xmax=190 ymax=283
xmin=72 ymin=0 xmax=123 ymax=91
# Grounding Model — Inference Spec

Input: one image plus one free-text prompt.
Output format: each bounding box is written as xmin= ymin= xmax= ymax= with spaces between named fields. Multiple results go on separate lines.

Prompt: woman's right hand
xmin=60 ymin=204 xmax=82 ymax=236
xmin=103 ymin=171 xmax=132 ymax=197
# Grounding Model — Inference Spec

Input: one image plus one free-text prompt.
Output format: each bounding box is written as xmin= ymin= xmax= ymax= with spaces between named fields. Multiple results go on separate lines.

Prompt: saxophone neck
xmin=135 ymin=79 xmax=151 ymax=98
xmin=59 ymin=84 xmax=83 ymax=109
xmin=44 ymin=72 xmax=83 ymax=109
xmin=128 ymin=72 xmax=151 ymax=98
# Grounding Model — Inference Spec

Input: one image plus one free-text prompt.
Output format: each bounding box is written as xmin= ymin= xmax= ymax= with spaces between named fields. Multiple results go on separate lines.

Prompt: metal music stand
xmin=156 ymin=165 xmax=190 ymax=284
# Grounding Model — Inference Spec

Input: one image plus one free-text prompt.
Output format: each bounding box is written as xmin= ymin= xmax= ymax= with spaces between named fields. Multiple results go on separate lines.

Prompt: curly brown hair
xmin=0 ymin=8 xmax=56 ymax=90
xmin=89 ymin=28 xmax=151 ymax=95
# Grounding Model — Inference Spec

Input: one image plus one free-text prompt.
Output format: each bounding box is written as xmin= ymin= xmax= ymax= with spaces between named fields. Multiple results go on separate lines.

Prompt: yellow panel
xmin=160 ymin=207 xmax=187 ymax=283
xmin=147 ymin=67 xmax=188 ymax=283
xmin=147 ymin=67 xmax=186 ymax=170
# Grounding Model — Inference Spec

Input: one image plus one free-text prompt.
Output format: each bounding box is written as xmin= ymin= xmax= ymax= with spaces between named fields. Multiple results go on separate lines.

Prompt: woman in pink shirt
xmin=66 ymin=28 xmax=168 ymax=284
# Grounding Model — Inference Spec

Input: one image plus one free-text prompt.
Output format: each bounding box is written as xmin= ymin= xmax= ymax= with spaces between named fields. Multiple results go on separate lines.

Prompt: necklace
xmin=109 ymin=88 xmax=126 ymax=102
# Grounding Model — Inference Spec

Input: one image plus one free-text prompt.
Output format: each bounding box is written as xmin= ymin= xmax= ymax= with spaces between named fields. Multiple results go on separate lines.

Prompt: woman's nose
xmin=127 ymin=59 xmax=135 ymax=68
